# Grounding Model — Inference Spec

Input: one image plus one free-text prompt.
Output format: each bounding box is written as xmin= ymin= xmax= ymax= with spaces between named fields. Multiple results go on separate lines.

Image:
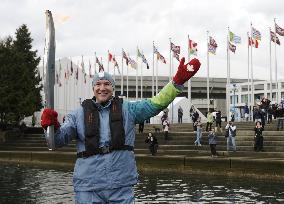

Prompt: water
xmin=0 ymin=163 xmax=283 ymax=204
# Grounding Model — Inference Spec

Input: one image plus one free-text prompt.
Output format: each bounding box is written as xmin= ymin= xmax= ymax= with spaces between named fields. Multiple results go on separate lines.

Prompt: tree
xmin=0 ymin=36 xmax=16 ymax=125
xmin=0 ymin=24 xmax=42 ymax=126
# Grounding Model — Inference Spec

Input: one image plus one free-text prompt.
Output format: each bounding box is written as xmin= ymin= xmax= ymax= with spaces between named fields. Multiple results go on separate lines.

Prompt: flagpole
xmin=269 ymin=27 xmax=272 ymax=101
xmin=169 ymin=38 xmax=173 ymax=124
xmin=107 ymin=50 xmax=110 ymax=73
xmin=136 ymin=47 xmax=138 ymax=100
xmin=155 ymin=53 xmax=158 ymax=95
xmin=74 ymin=61 xmax=76 ymax=107
xmin=113 ymin=58 xmax=116 ymax=97
xmin=169 ymin=38 xmax=172 ymax=82
xmin=152 ymin=41 xmax=155 ymax=97
xmin=207 ymin=31 xmax=210 ymax=112
xmin=127 ymin=53 xmax=129 ymax=100
xmin=250 ymin=23 xmax=254 ymax=115
xmin=141 ymin=52 xmax=143 ymax=100
xmin=187 ymin=35 xmax=192 ymax=108
xmin=274 ymin=18 xmax=278 ymax=102
xmin=94 ymin=52 xmax=97 ymax=74
xmin=247 ymin=33 xmax=251 ymax=121
xmin=121 ymin=49 xmax=124 ymax=96
xmin=226 ymin=27 xmax=230 ymax=122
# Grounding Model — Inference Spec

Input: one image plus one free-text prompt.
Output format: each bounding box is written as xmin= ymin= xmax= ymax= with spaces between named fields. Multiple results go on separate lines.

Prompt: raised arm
xmin=128 ymin=57 xmax=201 ymax=123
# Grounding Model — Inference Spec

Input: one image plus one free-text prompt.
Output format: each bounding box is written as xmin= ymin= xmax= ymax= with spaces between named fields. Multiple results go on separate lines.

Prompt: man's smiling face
xmin=93 ymin=79 xmax=113 ymax=103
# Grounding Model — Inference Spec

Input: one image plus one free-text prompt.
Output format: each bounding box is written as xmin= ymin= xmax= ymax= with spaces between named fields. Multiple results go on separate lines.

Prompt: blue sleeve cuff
xmin=172 ymin=81 xmax=184 ymax=91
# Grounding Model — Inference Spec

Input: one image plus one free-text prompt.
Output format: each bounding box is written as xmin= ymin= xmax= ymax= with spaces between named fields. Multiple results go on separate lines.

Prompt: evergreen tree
xmin=13 ymin=24 xmax=42 ymax=123
xmin=0 ymin=36 xmax=15 ymax=124
xmin=0 ymin=24 xmax=42 ymax=126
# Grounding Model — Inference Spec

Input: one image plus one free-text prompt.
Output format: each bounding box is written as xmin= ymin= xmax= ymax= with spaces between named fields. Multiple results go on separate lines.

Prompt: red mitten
xmin=41 ymin=108 xmax=60 ymax=130
xmin=173 ymin=57 xmax=201 ymax=85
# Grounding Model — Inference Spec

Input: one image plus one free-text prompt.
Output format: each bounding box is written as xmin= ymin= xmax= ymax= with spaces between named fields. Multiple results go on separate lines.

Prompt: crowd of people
xmin=146 ymin=96 xmax=283 ymax=157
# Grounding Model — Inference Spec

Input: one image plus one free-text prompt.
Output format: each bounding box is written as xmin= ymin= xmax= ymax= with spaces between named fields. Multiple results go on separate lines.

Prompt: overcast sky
xmin=1 ymin=0 xmax=284 ymax=80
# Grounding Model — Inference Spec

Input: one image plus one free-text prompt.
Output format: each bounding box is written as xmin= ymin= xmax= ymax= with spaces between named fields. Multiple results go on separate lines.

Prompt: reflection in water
xmin=0 ymin=164 xmax=283 ymax=203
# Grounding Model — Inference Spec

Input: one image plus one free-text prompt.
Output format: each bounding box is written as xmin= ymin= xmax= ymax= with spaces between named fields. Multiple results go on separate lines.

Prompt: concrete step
xmin=1 ymin=148 xmax=283 ymax=159
xmin=134 ymin=149 xmax=284 ymax=158
xmin=0 ymin=146 xmax=76 ymax=152
xmin=153 ymin=145 xmax=284 ymax=152
xmin=2 ymin=143 xmax=283 ymax=152
xmin=4 ymin=137 xmax=284 ymax=146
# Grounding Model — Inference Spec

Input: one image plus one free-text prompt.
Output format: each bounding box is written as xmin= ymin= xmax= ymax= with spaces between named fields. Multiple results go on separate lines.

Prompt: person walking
xmin=225 ymin=121 xmax=237 ymax=152
xmin=254 ymin=121 xmax=264 ymax=152
xmin=191 ymin=109 xmax=199 ymax=131
xmin=206 ymin=110 xmax=214 ymax=132
xmin=40 ymin=57 xmax=201 ymax=203
xmin=178 ymin=106 xmax=183 ymax=124
xmin=194 ymin=117 xmax=203 ymax=146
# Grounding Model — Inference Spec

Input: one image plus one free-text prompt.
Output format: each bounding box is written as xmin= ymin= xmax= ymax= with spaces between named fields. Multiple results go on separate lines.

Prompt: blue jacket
xmin=48 ymin=82 xmax=182 ymax=191
xmin=208 ymin=132 xmax=217 ymax=144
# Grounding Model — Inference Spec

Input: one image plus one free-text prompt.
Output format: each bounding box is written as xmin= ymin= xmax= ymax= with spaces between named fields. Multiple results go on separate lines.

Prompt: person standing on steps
xmin=208 ymin=127 xmax=219 ymax=157
xmin=178 ymin=106 xmax=183 ymax=123
xmin=162 ymin=118 xmax=170 ymax=140
xmin=225 ymin=121 xmax=237 ymax=152
xmin=206 ymin=110 xmax=214 ymax=132
xmin=40 ymin=57 xmax=201 ymax=203
xmin=194 ymin=117 xmax=203 ymax=146
xmin=254 ymin=121 xmax=264 ymax=152
xmin=145 ymin=132 xmax=158 ymax=156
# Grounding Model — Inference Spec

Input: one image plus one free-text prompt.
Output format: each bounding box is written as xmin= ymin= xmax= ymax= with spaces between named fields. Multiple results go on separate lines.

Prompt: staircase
xmin=0 ymin=121 xmax=283 ymax=159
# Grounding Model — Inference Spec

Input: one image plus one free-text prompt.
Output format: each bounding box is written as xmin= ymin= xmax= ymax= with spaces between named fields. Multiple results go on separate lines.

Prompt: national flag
xmin=108 ymin=52 xmax=113 ymax=62
xmin=228 ymin=41 xmax=236 ymax=53
xmin=252 ymin=27 xmax=261 ymax=40
xmin=153 ymin=45 xmax=158 ymax=54
xmin=171 ymin=42 xmax=180 ymax=61
xmin=188 ymin=39 xmax=198 ymax=55
xmin=84 ymin=73 xmax=87 ymax=84
xmin=81 ymin=56 xmax=85 ymax=74
xmin=141 ymin=54 xmax=149 ymax=69
xmin=208 ymin=44 xmax=217 ymax=54
xmin=75 ymin=67 xmax=78 ymax=82
xmin=248 ymin=37 xmax=259 ymax=48
xmin=154 ymin=45 xmax=166 ymax=64
xmin=56 ymin=71 xmax=59 ymax=84
xmin=122 ymin=50 xmax=129 ymax=65
xmin=112 ymin=55 xmax=121 ymax=74
xmin=275 ymin=23 xmax=284 ymax=36
xmin=229 ymin=31 xmax=241 ymax=44
xmin=209 ymin=36 xmax=218 ymax=47
xmin=66 ymin=62 xmax=70 ymax=80
xmin=128 ymin=56 xmax=137 ymax=69
xmin=170 ymin=42 xmax=180 ymax=54
xmin=173 ymin=52 xmax=179 ymax=61
xmin=96 ymin=57 xmax=104 ymax=72
xmin=157 ymin=52 xmax=166 ymax=64
xmin=270 ymin=31 xmax=281 ymax=45
xmin=137 ymin=48 xmax=143 ymax=58
xmin=58 ymin=60 xmax=62 ymax=86
xmin=70 ymin=60 xmax=73 ymax=76
xmin=89 ymin=60 xmax=93 ymax=78
xmin=208 ymin=36 xmax=218 ymax=54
